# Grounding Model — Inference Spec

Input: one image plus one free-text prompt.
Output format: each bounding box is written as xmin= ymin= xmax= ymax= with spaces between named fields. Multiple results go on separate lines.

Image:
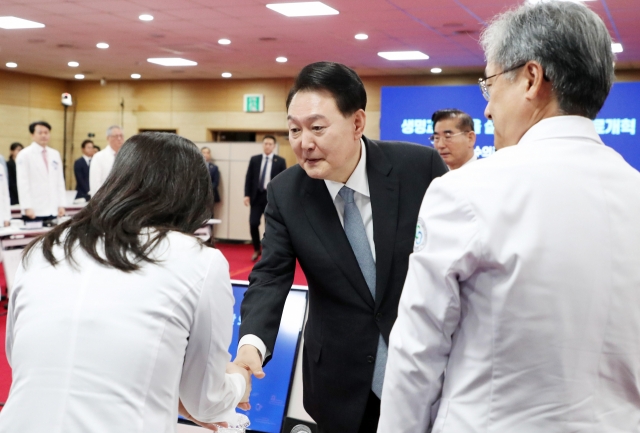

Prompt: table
xmin=10 ymin=203 xmax=87 ymax=219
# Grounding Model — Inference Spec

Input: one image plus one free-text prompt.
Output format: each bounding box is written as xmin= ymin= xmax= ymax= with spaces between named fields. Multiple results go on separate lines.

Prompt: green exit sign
xmin=243 ymin=94 xmax=264 ymax=113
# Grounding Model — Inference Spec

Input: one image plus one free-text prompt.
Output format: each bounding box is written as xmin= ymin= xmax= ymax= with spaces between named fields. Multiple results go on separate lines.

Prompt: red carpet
xmin=0 ymin=242 xmax=307 ymax=409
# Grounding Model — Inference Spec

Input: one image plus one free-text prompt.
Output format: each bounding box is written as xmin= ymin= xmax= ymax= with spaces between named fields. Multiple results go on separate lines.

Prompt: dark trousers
xmin=249 ymin=190 xmax=268 ymax=252
xmin=317 ymin=390 xmax=380 ymax=433
xmin=22 ymin=215 xmax=55 ymax=223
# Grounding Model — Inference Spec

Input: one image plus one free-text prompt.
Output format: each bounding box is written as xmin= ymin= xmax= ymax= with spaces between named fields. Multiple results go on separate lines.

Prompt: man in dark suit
xmin=234 ymin=62 xmax=448 ymax=433
xmin=74 ymin=139 xmax=94 ymax=201
xmin=201 ymin=146 xmax=221 ymax=210
xmin=243 ymin=135 xmax=286 ymax=261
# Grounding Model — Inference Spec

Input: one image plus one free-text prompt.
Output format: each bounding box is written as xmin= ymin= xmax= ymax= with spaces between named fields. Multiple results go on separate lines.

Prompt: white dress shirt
xmin=0 ymin=163 xmax=11 ymax=223
xmin=89 ymin=144 xmax=116 ymax=196
xmin=379 ymin=116 xmax=640 ymax=433
xmin=239 ymin=139 xmax=374 ymax=360
xmin=16 ymin=142 xmax=67 ymax=217
xmin=82 ymin=155 xmax=92 ymax=165
xmin=0 ymin=231 xmax=245 ymax=433
xmin=259 ymin=153 xmax=273 ymax=190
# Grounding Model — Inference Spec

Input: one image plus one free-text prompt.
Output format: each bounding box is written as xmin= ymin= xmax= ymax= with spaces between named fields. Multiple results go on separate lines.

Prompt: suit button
xmin=375 ymin=313 xmax=382 ymax=322
xmin=367 ymin=355 xmax=375 ymax=363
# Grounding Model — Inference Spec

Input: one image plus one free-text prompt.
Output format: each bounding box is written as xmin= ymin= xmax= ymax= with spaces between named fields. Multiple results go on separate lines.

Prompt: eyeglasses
xmin=478 ymin=62 xmax=527 ymax=101
xmin=429 ymin=131 xmax=467 ymax=144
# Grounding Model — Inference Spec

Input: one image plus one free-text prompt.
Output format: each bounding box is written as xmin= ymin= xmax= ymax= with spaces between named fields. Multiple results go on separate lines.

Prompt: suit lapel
xmin=365 ymin=138 xmax=399 ymax=308
xmin=302 ymin=177 xmax=375 ymax=309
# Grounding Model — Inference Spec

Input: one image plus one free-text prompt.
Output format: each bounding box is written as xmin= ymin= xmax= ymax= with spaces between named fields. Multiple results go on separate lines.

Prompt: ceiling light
xmin=355 ymin=33 xmax=368 ymax=40
xmin=96 ymin=42 xmax=109 ymax=49
xmin=75 ymin=74 xmax=85 ymax=79
xmin=276 ymin=56 xmax=288 ymax=63
xmin=431 ymin=67 xmax=442 ymax=74
xmin=266 ymin=2 xmax=339 ymax=17
xmin=6 ymin=62 xmax=17 ymax=68
xmin=0 ymin=16 xmax=45 ymax=29
xmin=139 ymin=14 xmax=154 ymax=21
xmin=221 ymin=72 xmax=232 ymax=78
xmin=68 ymin=61 xmax=79 ymax=67
xmin=612 ymin=43 xmax=623 ymax=53
xmin=147 ymin=57 xmax=197 ymax=66
xmin=378 ymin=51 xmax=429 ymax=61
xmin=131 ymin=73 xmax=141 ymax=79
xmin=218 ymin=38 xmax=231 ymax=45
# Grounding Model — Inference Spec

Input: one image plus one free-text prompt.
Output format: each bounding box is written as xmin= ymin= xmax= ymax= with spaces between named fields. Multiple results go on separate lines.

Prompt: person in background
xmin=201 ymin=147 xmax=221 ymax=214
xmin=0 ymin=132 xmax=251 ymax=432
xmin=431 ymin=109 xmax=477 ymax=170
xmin=74 ymin=139 xmax=94 ymax=201
xmin=0 ymin=155 xmax=11 ymax=227
xmin=234 ymin=62 xmax=447 ymax=433
xmin=378 ymin=2 xmax=640 ymax=432
xmin=16 ymin=121 xmax=66 ymax=222
xmin=243 ymin=135 xmax=286 ymax=261
xmin=90 ymin=125 xmax=124 ymax=196
xmin=92 ymin=144 xmax=101 ymax=155
xmin=7 ymin=142 xmax=24 ymax=205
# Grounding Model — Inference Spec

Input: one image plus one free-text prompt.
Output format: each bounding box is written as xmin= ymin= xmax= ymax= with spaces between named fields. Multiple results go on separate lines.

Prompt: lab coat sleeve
xmin=56 ymin=153 xmax=67 ymax=208
xmin=89 ymin=154 xmax=102 ymax=197
xmin=378 ymin=176 xmax=484 ymax=433
xmin=179 ymin=249 xmax=245 ymax=424
xmin=16 ymin=152 xmax=32 ymax=211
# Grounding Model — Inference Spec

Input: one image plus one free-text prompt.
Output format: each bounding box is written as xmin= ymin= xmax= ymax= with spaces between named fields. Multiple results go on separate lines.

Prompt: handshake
xmin=180 ymin=345 xmax=264 ymax=431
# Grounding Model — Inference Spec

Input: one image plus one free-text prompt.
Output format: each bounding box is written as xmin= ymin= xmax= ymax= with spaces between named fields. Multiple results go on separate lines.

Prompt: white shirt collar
xmin=107 ymin=144 xmax=117 ymax=155
xmin=262 ymin=153 xmax=272 ymax=159
xmin=325 ymin=138 xmax=370 ymax=201
xmin=518 ymin=115 xmax=604 ymax=147
xmin=461 ymin=153 xmax=477 ymax=168
xmin=83 ymin=155 xmax=92 ymax=163
xmin=32 ymin=142 xmax=47 ymax=151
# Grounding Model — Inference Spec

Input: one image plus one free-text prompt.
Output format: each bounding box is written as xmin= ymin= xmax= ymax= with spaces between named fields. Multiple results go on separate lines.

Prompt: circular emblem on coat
xmin=414 ymin=217 xmax=426 ymax=252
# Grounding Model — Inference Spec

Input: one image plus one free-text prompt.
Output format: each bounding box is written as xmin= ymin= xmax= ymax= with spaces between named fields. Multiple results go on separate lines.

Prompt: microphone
xmin=290 ymin=425 xmax=312 ymax=433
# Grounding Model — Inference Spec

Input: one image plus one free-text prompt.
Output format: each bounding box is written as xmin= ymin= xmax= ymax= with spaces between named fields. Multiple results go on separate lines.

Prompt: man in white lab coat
xmin=89 ymin=125 xmax=124 ymax=196
xmin=379 ymin=2 xmax=640 ymax=433
xmin=16 ymin=121 xmax=66 ymax=222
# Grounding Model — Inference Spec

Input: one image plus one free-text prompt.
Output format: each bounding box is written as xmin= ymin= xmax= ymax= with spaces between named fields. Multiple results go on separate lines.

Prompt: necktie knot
xmin=338 ymin=186 xmax=355 ymax=204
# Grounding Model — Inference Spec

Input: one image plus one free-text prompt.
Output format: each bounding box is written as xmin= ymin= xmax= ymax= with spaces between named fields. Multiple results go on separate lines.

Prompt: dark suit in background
xmin=7 ymin=158 xmax=19 ymax=205
xmin=74 ymin=157 xmax=90 ymax=201
xmin=244 ymin=153 xmax=286 ymax=252
xmin=206 ymin=161 xmax=221 ymax=204
xmin=240 ymin=137 xmax=447 ymax=432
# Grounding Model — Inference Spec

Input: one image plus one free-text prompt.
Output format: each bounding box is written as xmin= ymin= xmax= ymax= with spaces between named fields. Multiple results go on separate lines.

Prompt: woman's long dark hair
xmin=24 ymin=132 xmax=214 ymax=271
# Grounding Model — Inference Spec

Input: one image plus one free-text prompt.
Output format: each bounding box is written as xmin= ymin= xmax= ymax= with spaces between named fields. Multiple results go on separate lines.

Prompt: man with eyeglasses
xmin=430 ymin=109 xmax=476 ymax=170
xmin=379 ymin=1 xmax=640 ymax=432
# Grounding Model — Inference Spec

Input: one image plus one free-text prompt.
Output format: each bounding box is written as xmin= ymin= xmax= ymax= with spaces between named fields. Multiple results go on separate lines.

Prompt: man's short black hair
xmin=286 ymin=62 xmax=367 ymax=117
xmin=29 ymin=121 xmax=52 ymax=134
xmin=263 ymin=135 xmax=277 ymax=144
xmin=94 ymin=145 xmax=101 ymax=151
xmin=432 ymin=109 xmax=474 ymax=132
xmin=81 ymin=139 xmax=94 ymax=149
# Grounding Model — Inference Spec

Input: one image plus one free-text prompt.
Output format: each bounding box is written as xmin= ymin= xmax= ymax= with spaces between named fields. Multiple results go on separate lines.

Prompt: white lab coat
xmin=0 ymin=163 xmax=11 ymax=223
xmin=89 ymin=144 xmax=116 ymax=196
xmin=0 ymin=231 xmax=245 ymax=433
xmin=16 ymin=142 xmax=66 ymax=217
xmin=379 ymin=116 xmax=640 ymax=433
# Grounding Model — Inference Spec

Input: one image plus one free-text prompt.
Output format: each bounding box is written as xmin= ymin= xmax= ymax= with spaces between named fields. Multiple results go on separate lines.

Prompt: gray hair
xmin=106 ymin=125 xmax=123 ymax=137
xmin=480 ymin=1 xmax=614 ymax=119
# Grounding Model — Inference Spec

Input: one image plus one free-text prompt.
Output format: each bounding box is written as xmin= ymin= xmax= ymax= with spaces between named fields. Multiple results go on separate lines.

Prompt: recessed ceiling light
xmin=139 ymin=14 xmax=154 ymax=21
xmin=96 ymin=42 xmax=109 ymax=49
xmin=147 ymin=57 xmax=197 ymax=66
xmin=218 ymin=38 xmax=231 ymax=45
xmin=75 ymin=74 xmax=85 ymax=79
xmin=276 ymin=56 xmax=288 ymax=63
xmin=6 ymin=62 xmax=17 ymax=68
xmin=355 ymin=33 xmax=368 ymax=40
xmin=431 ymin=67 xmax=442 ymax=74
xmin=378 ymin=51 xmax=429 ymax=61
xmin=266 ymin=2 xmax=339 ymax=17
xmin=68 ymin=61 xmax=79 ymax=67
xmin=612 ymin=43 xmax=623 ymax=53
xmin=131 ymin=73 xmax=141 ymax=79
xmin=0 ymin=16 xmax=45 ymax=29
xmin=221 ymin=72 xmax=232 ymax=78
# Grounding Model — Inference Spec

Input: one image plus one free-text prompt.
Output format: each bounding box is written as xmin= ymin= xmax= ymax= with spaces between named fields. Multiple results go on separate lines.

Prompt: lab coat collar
xmin=518 ymin=115 xmax=604 ymax=147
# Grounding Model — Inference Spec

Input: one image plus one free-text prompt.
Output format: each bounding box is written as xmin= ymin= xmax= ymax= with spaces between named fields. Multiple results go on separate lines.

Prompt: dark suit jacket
xmin=244 ymin=154 xmax=287 ymax=205
xmin=74 ymin=157 xmax=90 ymax=201
xmin=207 ymin=162 xmax=221 ymax=203
xmin=240 ymin=137 xmax=447 ymax=432
xmin=7 ymin=159 xmax=19 ymax=205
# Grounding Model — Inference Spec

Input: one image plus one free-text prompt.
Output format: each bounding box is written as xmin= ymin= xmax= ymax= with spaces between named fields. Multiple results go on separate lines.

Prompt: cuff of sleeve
xmin=238 ymin=334 xmax=269 ymax=365
xmin=228 ymin=372 xmax=246 ymax=407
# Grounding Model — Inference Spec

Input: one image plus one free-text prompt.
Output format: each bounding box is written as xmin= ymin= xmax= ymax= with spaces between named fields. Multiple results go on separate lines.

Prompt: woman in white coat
xmin=0 ymin=132 xmax=249 ymax=432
